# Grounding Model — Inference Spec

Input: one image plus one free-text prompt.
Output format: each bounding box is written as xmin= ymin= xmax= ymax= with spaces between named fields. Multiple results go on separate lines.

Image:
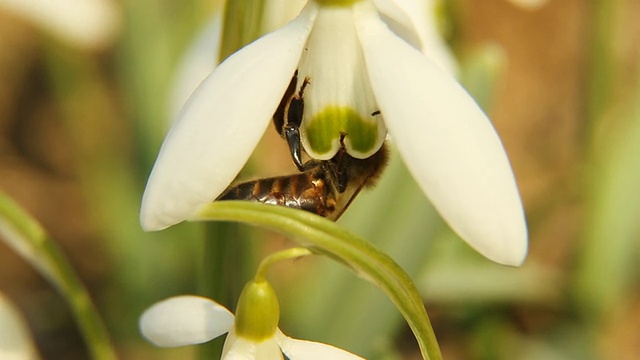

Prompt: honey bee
xmin=217 ymin=72 xmax=388 ymax=220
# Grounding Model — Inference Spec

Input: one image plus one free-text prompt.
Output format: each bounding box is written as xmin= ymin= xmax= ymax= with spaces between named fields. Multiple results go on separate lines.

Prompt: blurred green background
xmin=0 ymin=0 xmax=638 ymax=359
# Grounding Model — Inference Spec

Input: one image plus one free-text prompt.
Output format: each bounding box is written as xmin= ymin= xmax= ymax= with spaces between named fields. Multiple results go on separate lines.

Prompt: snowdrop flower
xmin=139 ymin=281 xmax=364 ymax=359
xmin=141 ymin=0 xmax=527 ymax=266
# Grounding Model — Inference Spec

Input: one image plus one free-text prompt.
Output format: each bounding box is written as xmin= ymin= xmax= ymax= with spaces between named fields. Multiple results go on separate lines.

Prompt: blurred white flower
xmin=143 ymin=0 xmax=527 ymax=266
xmin=140 ymin=284 xmax=363 ymax=359
xmin=169 ymin=11 xmax=225 ymax=120
xmin=506 ymin=0 xmax=548 ymax=10
xmin=377 ymin=0 xmax=457 ymax=74
xmin=0 ymin=293 xmax=40 ymax=360
xmin=0 ymin=0 xmax=120 ymax=49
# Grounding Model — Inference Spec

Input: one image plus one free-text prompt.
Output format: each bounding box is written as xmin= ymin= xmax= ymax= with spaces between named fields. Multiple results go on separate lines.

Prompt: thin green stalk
xmin=254 ymin=247 xmax=313 ymax=280
xmin=585 ymin=0 xmax=617 ymax=125
xmin=576 ymin=0 xmax=640 ymax=321
xmin=220 ymin=0 xmax=265 ymax=60
xmin=0 ymin=192 xmax=117 ymax=360
xmin=198 ymin=223 xmax=253 ymax=359
xmin=198 ymin=201 xmax=442 ymax=360
xmin=197 ymin=3 xmax=265 ymax=358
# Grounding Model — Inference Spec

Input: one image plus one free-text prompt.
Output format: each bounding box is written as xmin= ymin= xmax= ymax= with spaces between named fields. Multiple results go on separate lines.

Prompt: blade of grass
xmin=0 ymin=191 xmax=117 ymax=360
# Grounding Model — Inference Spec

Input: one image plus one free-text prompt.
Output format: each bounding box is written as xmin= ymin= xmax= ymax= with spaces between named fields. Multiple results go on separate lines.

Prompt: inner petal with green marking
xmin=297 ymin=0 xmax=387 ymax=160
xmin=305 ymin=106 xmax=381 ymax=156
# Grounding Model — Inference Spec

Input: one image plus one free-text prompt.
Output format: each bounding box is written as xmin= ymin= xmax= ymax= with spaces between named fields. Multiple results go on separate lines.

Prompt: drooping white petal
xmin=276 ymin=330 xmax=364 ymax=360
xmin=222 ymin=328 xmax=283 ymax=360
xmin=140 ymin=3 xmax=318 ymax=231
xmin=0 ymin=293 xmax=41 ymax=360
xmin=139 ymin=296 xmax=234 ymax=347
xmin=354 ymin=4 xmax=528 ymax=266
xmin=169 ymin=10 xmax=224 ymax=121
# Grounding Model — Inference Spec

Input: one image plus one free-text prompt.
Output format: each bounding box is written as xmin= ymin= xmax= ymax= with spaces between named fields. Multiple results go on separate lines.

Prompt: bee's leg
xmin=324 ymin=161 xmax=348 ymax=193
xmin=283 ymin=113 xmax=304 ymax=171
xmin=323 ymin=141 xmax=349 ymax=194
xmin=273 ymin=71 xmax=298 ymax=136
xmin=334 ymin=135 xmax=351 ymax=193
xmin=284 ymin=77 xmax=311 ymax=172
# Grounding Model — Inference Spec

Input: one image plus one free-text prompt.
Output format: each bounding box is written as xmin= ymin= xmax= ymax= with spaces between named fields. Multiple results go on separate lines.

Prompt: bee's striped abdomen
xmin=217 ymin=171 xmax=337 ymax=218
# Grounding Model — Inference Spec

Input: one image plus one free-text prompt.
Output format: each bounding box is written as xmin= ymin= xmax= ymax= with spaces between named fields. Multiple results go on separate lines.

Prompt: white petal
xmin=139 ymin=296 xmax=234 ymax=347
xmin=0 ymin=0 xmax=120 ymax=49
xmin=169 ymin=10 xmax=224 ymax=121
xmin=0 ymin=293 xmax=40 ymax=360
xmin=140 ymin=3 xmax=318 ymax=231
xmin=222 ymin=328 xmax=283 ymax=360
xmin=297 ymin=4 xmax=386 ymax=159
xmin=355 ymin=5 xmax=528 ymax=266
xmin=276 ymin=330 xmax=364 ymax=360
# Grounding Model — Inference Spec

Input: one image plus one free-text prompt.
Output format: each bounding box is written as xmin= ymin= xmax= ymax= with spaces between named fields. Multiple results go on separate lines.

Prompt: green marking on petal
xmin=345 ymin=111 xmax=380 ymax=153
xmin=306 ymin=106 xmax=379 ymax=156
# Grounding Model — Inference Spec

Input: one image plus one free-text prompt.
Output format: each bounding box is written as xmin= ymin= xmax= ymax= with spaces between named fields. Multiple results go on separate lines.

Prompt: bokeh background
xmin=0 ymin=0 xmax=638 ymax=359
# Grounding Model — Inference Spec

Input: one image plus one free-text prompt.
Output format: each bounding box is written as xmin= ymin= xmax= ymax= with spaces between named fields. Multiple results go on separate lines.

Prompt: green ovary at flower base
xmin=140 ymin=0 xmax=528 ymax=266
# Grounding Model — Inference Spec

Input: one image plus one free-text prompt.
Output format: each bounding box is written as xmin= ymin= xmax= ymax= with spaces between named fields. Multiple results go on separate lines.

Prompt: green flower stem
xmin=197 ymin=201 xmax=442 ymax=360
xmin=576 ymin=0 xmax=640 ymax=321
xmin=255 ymin=248 xmax=313 ymax=281
xmin=197 ymin=3 xmax=266 ymax=359
xmin=200 ymin=223 xmax=252 ymax=307
xmin=199 ymin=223 xmax=252 ymax=359
xmin=220 ymin=0 xmax=265 ymax=61
xmin=0 ymin=191 xmax=116 ymax=360
xmin=585 ymin=0 xmax=617 ymax=125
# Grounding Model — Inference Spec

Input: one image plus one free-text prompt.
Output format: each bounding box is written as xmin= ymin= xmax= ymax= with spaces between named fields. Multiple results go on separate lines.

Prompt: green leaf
xmin=0 ymin=191 xmax=117 ymax=360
